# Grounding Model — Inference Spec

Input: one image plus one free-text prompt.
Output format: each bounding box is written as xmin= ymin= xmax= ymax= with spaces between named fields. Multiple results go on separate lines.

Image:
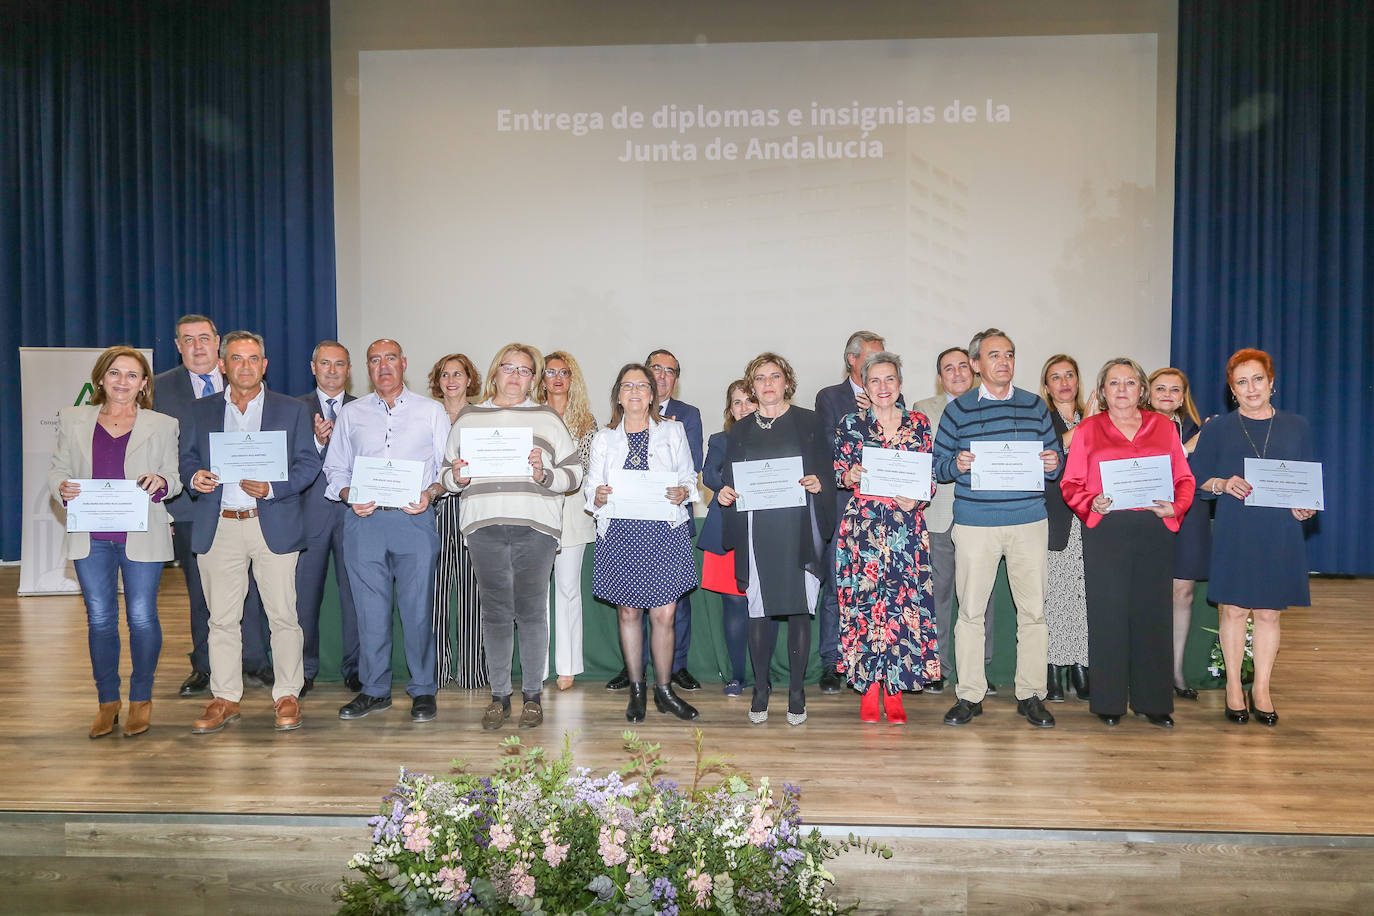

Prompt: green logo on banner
xmin=74 ymin=382 xmax=95 ymax=406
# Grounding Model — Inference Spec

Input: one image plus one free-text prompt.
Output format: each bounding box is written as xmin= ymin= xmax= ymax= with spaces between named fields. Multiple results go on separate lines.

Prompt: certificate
xmin=349 ymin=456 xmax=425 ymax=509
xmin=731 ymin=456 xmax=805 ymax=512
xmin=65 ymin=479 xmax=150 ymax=533
xmin=605 ymin=469 xmax=680 ymax=521
xmin=969 ymin=440 xmax=1044 ymax=491
xmin=460 ymin=426 xmax=534 ymax=477
xmin=1098 ymin=454 xmax=1175 ymax=510
xmin=1244 ymin=458 xmax=1324 ymax=510
xmin=859 ymin=447 xmax=933 ymax=500
xmin=209 ymin=430 xmax=288 ymax=483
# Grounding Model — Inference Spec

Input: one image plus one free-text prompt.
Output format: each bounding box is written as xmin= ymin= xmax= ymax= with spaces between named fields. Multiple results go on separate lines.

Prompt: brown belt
xmin=220 ymin=508 xmax=259 ymax=520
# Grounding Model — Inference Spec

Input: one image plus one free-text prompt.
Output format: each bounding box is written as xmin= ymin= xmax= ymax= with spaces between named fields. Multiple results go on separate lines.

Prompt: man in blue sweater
xmin=933 ymin=329 xmax=1063 ymax=728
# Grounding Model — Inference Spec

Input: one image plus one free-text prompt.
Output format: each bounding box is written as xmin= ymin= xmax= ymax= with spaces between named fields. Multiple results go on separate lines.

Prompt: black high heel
xmin=1173 ymin=684 xmax=1199 ymax=700
xmin=1224 ymin=704 xmax=1249 ymax=724
xmin=1248 ymin=693 xmax=1278 ymax=727
xmin=653 ymin=684 xmax=698 ymax=721
xmin=626 ymin=682 xmax=647 ymax=723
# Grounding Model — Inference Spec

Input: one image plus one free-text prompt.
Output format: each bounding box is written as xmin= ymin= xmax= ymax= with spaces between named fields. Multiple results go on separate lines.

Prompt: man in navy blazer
xmin=813 ymin=330 xmax=886 ymax=694
xmin=606 ymin=348 xmax=705 ymax=692
xmin=178 ymin=331 xmax=322 ymax=734
xmin=294 ymin=340 xmax=361 ymax=696
xmin=153 ymin=314 xmax=271 ymax=697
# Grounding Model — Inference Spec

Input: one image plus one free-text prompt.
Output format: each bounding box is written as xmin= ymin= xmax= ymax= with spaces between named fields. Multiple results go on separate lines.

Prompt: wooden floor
xmin=3 ymin=567 xmax=1373 ymax=913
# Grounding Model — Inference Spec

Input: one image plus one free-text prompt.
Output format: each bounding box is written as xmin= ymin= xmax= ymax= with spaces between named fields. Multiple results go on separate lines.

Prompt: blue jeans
xmin=73 ymin=539 xmax=164 ymax=703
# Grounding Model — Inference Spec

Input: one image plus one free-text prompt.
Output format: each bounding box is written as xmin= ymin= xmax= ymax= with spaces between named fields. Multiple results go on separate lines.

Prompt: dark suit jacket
xmin=697 ymin=430 xmax=729 ymax=553
xmin=661 ymin=397 xmax=704 ymax=472
xmin=815 ymin=379 xmax=861 ymax=537
xmin=297 ymin=390 xmax=356 ymax=537
xmin=178 ymin=389 xmax=322 ymax=555
xmin=1045 ymin=409 xmax=1076 ymax=551
xmin=153 ymin=366 xmax=207 ymax=523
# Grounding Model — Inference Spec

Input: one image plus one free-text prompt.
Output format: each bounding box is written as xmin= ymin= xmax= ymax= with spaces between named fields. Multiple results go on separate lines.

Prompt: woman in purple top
xmin=49 ymin=346 xmax=182 ymax=739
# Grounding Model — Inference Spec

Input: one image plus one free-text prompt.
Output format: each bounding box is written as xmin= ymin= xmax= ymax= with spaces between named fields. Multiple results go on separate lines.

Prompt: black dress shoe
xmin=943 ymin=698 xmax=983 ymax=726
xmin=654 ymin=684 xmax=699 ymax=720
xmin=242 ymin=666 xmax=275 ymax=688
xmin=1017 ymin=696 xmax=1055 ymax=728
xmin=1173 ymin=685 xmax=1199 ymax=700
xmin=1098 ymin=714 xmax=1121 ymax=726
xmin=1224 ymin=705 xmax=1249 ymax=724
xmin=344 ymin=674 xmax=363 ymax=693
xmin=410 ymin=694 xmax=437 ymax=722
xmin=926 ymin=676 xmax=945 ymax=695
xmin=1133 ymin=711 xmax=1175 ymax=728
xmin=1045 ymin=665 xmax=1066 ymax=702
xmin=299 ymin=677 xmax=314 ymax=699
xmin=1248 ymin=694 xmax=1278 ymax=727
xmin=178 ymin=670 xmax=210 ymax=698
xmin=606 ymin=667 xmax=631 ymax=691
xmin=339 ymin=693 xmax=391 ymax=719
xmin=1069 ymin=664 xmax=1091 ymax=700
xmin=626 ymin=682 xmax=647 ymax=722
xmin=818 ymin=670 xmax=843 ymax=695
xmin=671 ymin=668 xmax=701 ymax=691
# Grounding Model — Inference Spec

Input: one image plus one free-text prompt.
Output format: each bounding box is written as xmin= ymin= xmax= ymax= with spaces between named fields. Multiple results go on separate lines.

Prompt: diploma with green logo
xmin=1244 ymin=458 xmax=1324 ymax=510
xmin=859 ymin=446 xmax=934 ymax=500
xmin=209 ymin=430 xmax=288 ymax=483
xmin=349 ymin=456 xmax=425 ymax=508
xmin=969 ymin=440 xmax=1044 ymax=491
xmin=731 ymin=456 xmax=805 ymax=512
xmin=460 ymin=426 xmax=534 ymax=477
xmin=1097 ymin=454 xmax=1174 ymax=510
xmin=606 ymin=469 xmax=680 ymax=521
xmin=65 ymin=479 xmax=150 ymax=532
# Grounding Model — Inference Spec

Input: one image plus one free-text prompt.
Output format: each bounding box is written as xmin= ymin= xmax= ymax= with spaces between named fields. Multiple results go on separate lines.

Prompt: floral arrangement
xmin=336 ymin=731 xmax=891 ymax=915
xmin=1203 ymin=619 xmax=1255 ymax=683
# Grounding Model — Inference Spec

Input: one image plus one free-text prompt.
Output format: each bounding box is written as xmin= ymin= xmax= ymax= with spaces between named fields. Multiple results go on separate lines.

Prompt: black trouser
xmin=1082 ymin=511 xmax=1174 ymax=717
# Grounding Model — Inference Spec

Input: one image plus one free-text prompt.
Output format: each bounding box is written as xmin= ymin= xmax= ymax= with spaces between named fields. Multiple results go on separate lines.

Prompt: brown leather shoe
xmin=481 ymin=700 xmax=510 ymax=730
xmin=518 ymin=700 xmax=543 ymax=729
xmin=123 ymin=700 xmax=151 ymax=737
xmin=192 ymin=698 xmax=241 ymax=734
xmin=274 ymin=695 xmax=302 ymax=731
xmin=90 ymin=701 xmax=121 ymax=739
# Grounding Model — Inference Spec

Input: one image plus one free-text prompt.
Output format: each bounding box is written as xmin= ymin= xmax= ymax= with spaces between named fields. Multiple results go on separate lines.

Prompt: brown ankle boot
xmin=90 ymin=701 xmax=121 ymax=739
xmin=124 ymin=700 xmax=152 ymax=737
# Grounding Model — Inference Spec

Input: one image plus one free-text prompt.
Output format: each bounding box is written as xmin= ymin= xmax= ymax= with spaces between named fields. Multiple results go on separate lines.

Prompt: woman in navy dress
xmin=1147 ymin=367 xmax=1211 ymax=699
xmin=588 ymin=363 xmax=700 ymax=723
xmin=1190 ymin=349 xmax=1319 ymax=726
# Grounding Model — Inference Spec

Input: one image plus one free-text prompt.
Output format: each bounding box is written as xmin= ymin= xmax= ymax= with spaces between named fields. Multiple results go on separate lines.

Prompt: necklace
xmin=754 ymin=412 xmax=778 ymax=431
xmin=1058 ymin=408 xmax=1080 ymax=429
xmin=1238 ymin=408 xmax=1275 ymax=458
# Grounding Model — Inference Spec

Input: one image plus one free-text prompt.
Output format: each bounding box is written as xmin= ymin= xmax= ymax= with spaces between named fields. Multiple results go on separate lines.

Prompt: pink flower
xmin=745 ymin=803 xmax=774 ymax=847
xmin=649 ymin=824 xmax=675 ymax=854
xmin=687 ymin=869 xmax=713 ymax=908
xmin=540 ymin=827 xmax=569 ymax=867
xmin=598 ymin=825 xmax=628 ymax=867
xmin=401 ymin=811 xmax=432 ymax=852
xmin=863 ymin=559 xmax=881 ymax=582
xmin=437 ymin=865 xmax=469 ymax=897
xmin=510 ymin=863 xmax=536 ymax=898
xmin=489 ymin=822 xmax=515 ymax=851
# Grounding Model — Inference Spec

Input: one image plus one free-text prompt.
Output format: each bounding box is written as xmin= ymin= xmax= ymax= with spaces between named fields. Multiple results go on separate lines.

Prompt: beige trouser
xmin=951 ymin=520 xmax=1049 ymax=702
xmin=198 ymin=514 xmax=304 ymax=703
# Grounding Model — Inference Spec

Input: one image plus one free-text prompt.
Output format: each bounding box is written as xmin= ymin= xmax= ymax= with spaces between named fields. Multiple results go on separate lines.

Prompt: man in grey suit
xmin=813 ymin=330 xmax=885 ymax=694
xmin=914 ymin=346 xmax=996 ymax=694
xmin=294 ymin=340 xmax=361 ymax=697
xmin=153 ymin=314 xmax=271 ymax=697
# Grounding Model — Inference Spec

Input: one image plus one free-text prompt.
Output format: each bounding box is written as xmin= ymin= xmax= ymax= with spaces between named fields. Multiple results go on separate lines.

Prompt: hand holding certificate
xmin=460 ymin=427 xmax=534 ymax=478
xmin=604 ymin=470 xmax=681 ymax=521
xmin=969 ymin=440 xmax=1045 ymax=491
xmin=1244 ymin=458 xmax=1324 ymax=510
xmin=859 ymin=447 xmax=934 ymax=500
xmin=65 ymin=479 xmax=150 ymax=532
xmin=1097 ymin=454 xmax=1175 ymax=510
xmin=209 ymin=430 xmax=288 ymax=483
xmin=731 ymin=456 xmax=806 ymax=512
xmin=349 ymin=457 xmax=425 ymax=508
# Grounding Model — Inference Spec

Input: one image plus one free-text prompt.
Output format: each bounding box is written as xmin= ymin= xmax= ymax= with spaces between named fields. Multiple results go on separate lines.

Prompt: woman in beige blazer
xmin=48 ymin=346 xmax=181 ymax=738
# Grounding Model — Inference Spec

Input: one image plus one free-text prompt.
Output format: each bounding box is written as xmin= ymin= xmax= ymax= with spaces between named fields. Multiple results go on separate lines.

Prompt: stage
xmin=2 ymin=567 xmax=1372 ymax=913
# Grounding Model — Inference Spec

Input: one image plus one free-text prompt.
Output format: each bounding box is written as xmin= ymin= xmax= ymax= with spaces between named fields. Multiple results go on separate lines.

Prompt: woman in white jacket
xmin=587 ymin=363 xmax=700 ymax=723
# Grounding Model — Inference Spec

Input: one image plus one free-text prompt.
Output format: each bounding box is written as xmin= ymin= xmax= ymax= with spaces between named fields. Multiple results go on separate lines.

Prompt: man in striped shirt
xmin=933 ymin=329 xmax=1063 ymax=728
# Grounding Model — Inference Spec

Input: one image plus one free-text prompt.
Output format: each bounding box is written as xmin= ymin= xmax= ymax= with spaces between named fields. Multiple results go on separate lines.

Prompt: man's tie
xmin=197 ymin=374 xmax=215 ymax=397
xmin=325 ymin=398 xmax=337 ymax=421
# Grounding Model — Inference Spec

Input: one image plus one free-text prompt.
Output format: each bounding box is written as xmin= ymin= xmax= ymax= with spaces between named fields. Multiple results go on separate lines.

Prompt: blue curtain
xmin=1173 ymin=0 xmax=1371 ymax=574
xmin=0 ymin=0 xmax=336 ymax=560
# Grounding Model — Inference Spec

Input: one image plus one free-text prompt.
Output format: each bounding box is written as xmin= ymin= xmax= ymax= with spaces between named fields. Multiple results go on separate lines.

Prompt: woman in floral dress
xmin=832 ymin=351 xmax=939 ymax=724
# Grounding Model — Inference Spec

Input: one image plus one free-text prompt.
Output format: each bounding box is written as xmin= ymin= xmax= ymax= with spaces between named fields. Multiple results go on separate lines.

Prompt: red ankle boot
xmin=883 ymin=686 xmax=907 ymax=724
xmin=859 ymin=683 xmax=881 ymax=722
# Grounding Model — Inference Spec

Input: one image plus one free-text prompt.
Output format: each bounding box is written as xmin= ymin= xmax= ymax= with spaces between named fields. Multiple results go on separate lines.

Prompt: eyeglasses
xmin=649 ymin=363 xmax=679 ymax=377
xmin=543 ymin=368 xmax=571 ymax=378
xmin=500 ymin=364 xmax=534 ymax=378
xmin=620 ymin=381 xmax=652 ymax=392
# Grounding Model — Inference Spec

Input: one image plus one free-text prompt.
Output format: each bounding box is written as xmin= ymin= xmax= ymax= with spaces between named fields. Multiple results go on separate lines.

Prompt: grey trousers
xmin=928 ymin=524 xmax=995 ymax=678
xmin=466 ymin=524 xmax=557 ymax=697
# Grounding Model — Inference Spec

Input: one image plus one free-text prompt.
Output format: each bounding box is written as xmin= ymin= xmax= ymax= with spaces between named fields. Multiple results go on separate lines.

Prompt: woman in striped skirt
xmin=429 ymin=353 xmax=487 ymax=688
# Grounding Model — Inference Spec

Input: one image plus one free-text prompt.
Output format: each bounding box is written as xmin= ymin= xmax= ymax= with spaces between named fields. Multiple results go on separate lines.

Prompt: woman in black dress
xmin=1191 ymin=349 xmax=1319 ymax=726
xmin=716 ymin=353 xmax=834 ymax=725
